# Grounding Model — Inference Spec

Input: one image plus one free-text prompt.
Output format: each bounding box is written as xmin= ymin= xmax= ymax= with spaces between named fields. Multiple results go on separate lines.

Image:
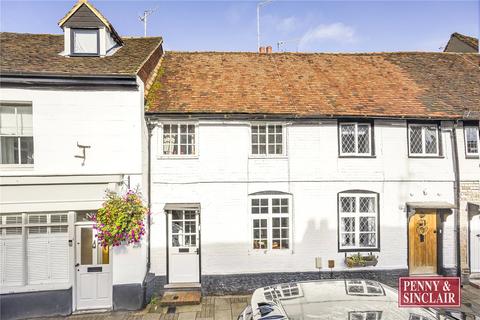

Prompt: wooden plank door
xmin=409 ymin=212 xmax=437 ymax=275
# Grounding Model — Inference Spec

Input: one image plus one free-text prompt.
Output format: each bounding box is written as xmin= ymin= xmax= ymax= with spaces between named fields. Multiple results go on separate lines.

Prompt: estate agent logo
xmin=398 ymin=277 xmax=461 ymax=308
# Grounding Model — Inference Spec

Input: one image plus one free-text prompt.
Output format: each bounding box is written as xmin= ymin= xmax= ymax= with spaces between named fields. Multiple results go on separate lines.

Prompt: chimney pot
xmin=259 ymin=46 xmax=266 ymax=53
xmin=266 ymin=46 xmax=272 ymax=53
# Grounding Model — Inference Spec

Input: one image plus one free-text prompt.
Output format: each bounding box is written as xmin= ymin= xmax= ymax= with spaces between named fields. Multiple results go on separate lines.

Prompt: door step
xmin=164 ymin=282 xmax=201 ymax=289
xmin=469 ymin=279 xmax=480 ymax=289
xmin=72 ymin=308 xmax=112 ymax=315
xmin=160 ymin=290 xmax=202 ymax=306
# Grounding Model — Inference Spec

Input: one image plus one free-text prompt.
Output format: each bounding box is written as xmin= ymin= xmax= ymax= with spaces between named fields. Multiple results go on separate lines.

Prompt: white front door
xmin=471 ymin=215 xmax=480 ymax=273
xmin=75 ymin=225 xmax=112 ymax=310
xmin=168 ymin=209 xmax=200 ymax=283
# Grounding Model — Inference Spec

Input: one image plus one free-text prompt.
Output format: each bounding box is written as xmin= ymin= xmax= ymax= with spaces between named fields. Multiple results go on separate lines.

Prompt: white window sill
xmin=0 ymin=164 xmax=34 ymax=171
xmin=156 ymin=155 xmax=199 ymax=160
xmin=249 ymin=155 xmax=288 ymax=160
xmin=0 ymin=283 xmax=71 ymax=294
xmin=248 ymin=249 xmax=293 ymax=255
xmin=408 ymin=154 xmax=442 ymax=158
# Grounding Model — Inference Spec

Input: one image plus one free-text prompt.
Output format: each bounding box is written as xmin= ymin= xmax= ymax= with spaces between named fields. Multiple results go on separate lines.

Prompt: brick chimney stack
xmin=259 ymin=46 xmax=266 ymax=53
xmin=266 ymin=46 xmax=272 ymax=53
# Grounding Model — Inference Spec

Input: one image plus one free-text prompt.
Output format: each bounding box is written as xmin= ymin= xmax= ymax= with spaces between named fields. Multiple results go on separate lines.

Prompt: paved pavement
xmin=40 ymin=286 xmax=480 ymax=320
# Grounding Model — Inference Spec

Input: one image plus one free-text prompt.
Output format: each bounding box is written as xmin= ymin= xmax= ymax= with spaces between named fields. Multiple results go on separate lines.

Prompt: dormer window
xmin=58 ymin=0 xmax=124 ymax=57
xmin=71 ymin=28 xmax=99 ymax=55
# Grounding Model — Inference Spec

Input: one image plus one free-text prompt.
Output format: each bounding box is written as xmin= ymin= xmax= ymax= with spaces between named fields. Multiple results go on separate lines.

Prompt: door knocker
xmin=416 ymin=215 xmax=428 ymax=243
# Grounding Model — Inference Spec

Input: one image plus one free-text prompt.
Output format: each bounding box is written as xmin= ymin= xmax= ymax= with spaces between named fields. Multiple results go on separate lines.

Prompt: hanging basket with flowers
xmin=93 ymin=190 xmax=148 ymax=247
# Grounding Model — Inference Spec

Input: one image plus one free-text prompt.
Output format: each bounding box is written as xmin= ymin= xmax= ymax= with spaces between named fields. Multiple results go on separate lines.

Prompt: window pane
xmin=20 ymin=137 xmax=34 ymax=164
xmin=465 ymin=126 xmax=479 ymax=154
xmin=357 ymin=125 xmax=370 ymax=154
xmin=341 ymin=124 xmax=356 ymax=153
xmin=340 ymin=197 xmax=355 ymax=213
xmin=359 ymin=233 xmax=376 ymax=247
xmin=17 ymin=106 xmax=33 ymax=136
xmin=360 ymin=217 xmax=376 ymax=232
xmin=51 ymin=214 xmax=68 ymax=223
xmin=1 ymin=136 xmax=19 ymax=164
xmin=253 ymin=218 xmax=267 ymax=249
xmin=80 ymin=228 xmax=93 ymax=265
xmin=341 ymin=217 xmax=355 ymax=232
xmin=341 ymin=233 xmax=355 ymax=247
xmin=29 ymin=214 xmax=47 ymax=224
xmin=0 ymin=106 xmax=17 ymax=135
xmin=424 ymin=126 xmax=438 ymax=154
xmin=97 ymin=245 xmax=110 ymax=264
xmin=359 ymin=197 xmax=375 ymax=213
xmin=409 ymin=126 xmax=423 ymax=154
xmin=73 ymin=29 xmax=98 ymax=54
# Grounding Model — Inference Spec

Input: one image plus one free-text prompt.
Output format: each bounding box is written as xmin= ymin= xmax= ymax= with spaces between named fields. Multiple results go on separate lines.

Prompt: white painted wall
xmin=149 ymin=120 xmax=457 ymax=276
xmin=0 ymin=82 xmax=148 ymax=290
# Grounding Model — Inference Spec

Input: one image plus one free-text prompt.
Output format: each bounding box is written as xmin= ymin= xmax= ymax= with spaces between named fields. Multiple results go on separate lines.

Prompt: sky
xmin=0 ymin=0 xmax=478 ymax=53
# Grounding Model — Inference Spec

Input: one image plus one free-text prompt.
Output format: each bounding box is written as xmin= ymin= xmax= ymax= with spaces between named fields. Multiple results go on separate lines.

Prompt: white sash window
xmin=338 ymin=192 xmax=379 ymax=251
xmin=464 ymin=125 xmax=479 ymax=156
xmin=250 ymin=194 xmax=292 ymax=251
xmin=0 ymin=104 xmax=33 ymax=165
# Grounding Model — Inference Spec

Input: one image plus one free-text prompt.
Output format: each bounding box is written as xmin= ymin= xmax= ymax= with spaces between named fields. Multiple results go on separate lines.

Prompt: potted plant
xmin=345 ymin=253 xmax=378 ymax=268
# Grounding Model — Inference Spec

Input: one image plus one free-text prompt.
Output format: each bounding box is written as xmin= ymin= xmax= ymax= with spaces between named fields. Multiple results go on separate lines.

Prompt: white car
xmin=238 ymin=279 xmax=476 ymax=320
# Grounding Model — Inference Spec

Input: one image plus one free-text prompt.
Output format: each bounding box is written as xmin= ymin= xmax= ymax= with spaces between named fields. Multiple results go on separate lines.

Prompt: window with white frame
xmin=339 ymin=122 xmax=372 ymax=156
xmin=408 ymin=123 xmax=440 ymax=156
xmin=251 ymin=195 xmax=291 ymax=250
xmin=338 ymin=192 xmax=379 ymax=251
xmin=162 ymin=123 xmax=196 ymax=156
xmin=464 ymin=125 xmax=479 ymax=156
xmin=0 ymin=104 xmax=33 ymax=165
xmin=72 ymin=29 xmax=99 ymax=55
xmin=0 ymin=213 xmax=69 ymax=287
xmin=251 ymin=124 xmax=284 ymax=156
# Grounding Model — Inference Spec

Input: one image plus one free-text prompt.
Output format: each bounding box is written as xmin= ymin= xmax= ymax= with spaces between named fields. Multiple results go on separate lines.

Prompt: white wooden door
xmin=471 ymin=215 xmax=480 ymax=273
xmin=75 ymin=225 xmax=112 ymax=310
xmin=168 ymin=210 xmax=200 ymax=283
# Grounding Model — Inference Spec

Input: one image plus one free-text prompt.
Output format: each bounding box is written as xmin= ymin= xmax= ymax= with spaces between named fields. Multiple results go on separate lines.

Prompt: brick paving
xmin=39 ymin=286 xmax=480 ymax=320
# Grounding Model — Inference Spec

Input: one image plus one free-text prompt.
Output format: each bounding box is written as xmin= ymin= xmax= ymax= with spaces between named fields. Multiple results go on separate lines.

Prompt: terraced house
xmin=144 ymin=52 xmax=479 ymax=293
xmin=0 ymin=0 xmax=479 ymax=319
xmin=0 ymin=1 xmax=163 ymax=319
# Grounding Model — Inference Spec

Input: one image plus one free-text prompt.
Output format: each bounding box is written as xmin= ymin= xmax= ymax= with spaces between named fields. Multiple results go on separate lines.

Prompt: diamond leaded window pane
xmin=424 ymin=126 xmax=438 ymax=154
xmin=342 ymin=217 xmax=355 ymax=232
xmin=359 ymin=233 xmax=376 ymax=247
xmin=359 ymin=197 xmax=375 ymax=213
xmin=409 ymin=126 xmax=423 ymax=154
xmin=341 ymin=233 xmax=355 ymax=247
xmin=341 ymin=124 xmax=356 ymax=153
xmin=357 ymin=124 xmax=370 ymax=154
xmin=359 ymin=217 xmax=375 ymax=232
xmin=340 ymin=197 xmax=355 ymax=213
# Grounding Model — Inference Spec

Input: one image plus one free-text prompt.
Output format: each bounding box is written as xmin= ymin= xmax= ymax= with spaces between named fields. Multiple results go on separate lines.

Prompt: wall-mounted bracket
xmin=74 ymin=142 xmax=91 ymax=166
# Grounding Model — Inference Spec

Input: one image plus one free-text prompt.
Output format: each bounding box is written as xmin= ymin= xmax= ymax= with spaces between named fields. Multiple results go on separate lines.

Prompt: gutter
xmin=142 ymin=120 xmax=154 ymax=306
xmin=449 ymin=121 xmax=461 ymax=278
xmin=0 ymin=73 xmax=138 ymax=87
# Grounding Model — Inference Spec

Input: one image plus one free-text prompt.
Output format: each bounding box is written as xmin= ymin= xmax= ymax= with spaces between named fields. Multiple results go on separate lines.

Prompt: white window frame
xmin=464 ymin=125 xmax=479 ymax=157
xmin=250 ymin=123 xmax=287 ymax=157
xmin=249 ymin=194 xmax=292 ymax=252
xmin=158 ymin=122 xmax=199 ymax=158
xmin=338 ymin=192 xmax=379 ymax=251
xmin=408 ymin=123 xmax=440 ymax=157
xmin=0 ymin=212 xmax=71 ymax=292
xmin=0 ymin=103 xmax=34 ymax=167
xmin=71 ymin=28 xmax=99 ymax=56
xmin=339 ymin=122 xmax=373 ymax=156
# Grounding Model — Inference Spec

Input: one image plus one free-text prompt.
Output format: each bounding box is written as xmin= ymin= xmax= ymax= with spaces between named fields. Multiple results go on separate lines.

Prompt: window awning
xmin=406 ymin=201 xmax=456 ymax=209
xmin=468 ymin=202 xmax=480 ymax=217
xmin=164 ymin=203 xmax=201 ymax=211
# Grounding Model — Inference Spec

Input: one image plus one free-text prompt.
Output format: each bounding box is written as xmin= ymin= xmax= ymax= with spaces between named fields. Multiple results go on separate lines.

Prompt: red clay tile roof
xmin=452 ymin=32 xmax=479 ymax=51
xmin=0 ymin=32 xmax=162 ymax=78
xmin=146 ymin=51 xmax=480 ymax=119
